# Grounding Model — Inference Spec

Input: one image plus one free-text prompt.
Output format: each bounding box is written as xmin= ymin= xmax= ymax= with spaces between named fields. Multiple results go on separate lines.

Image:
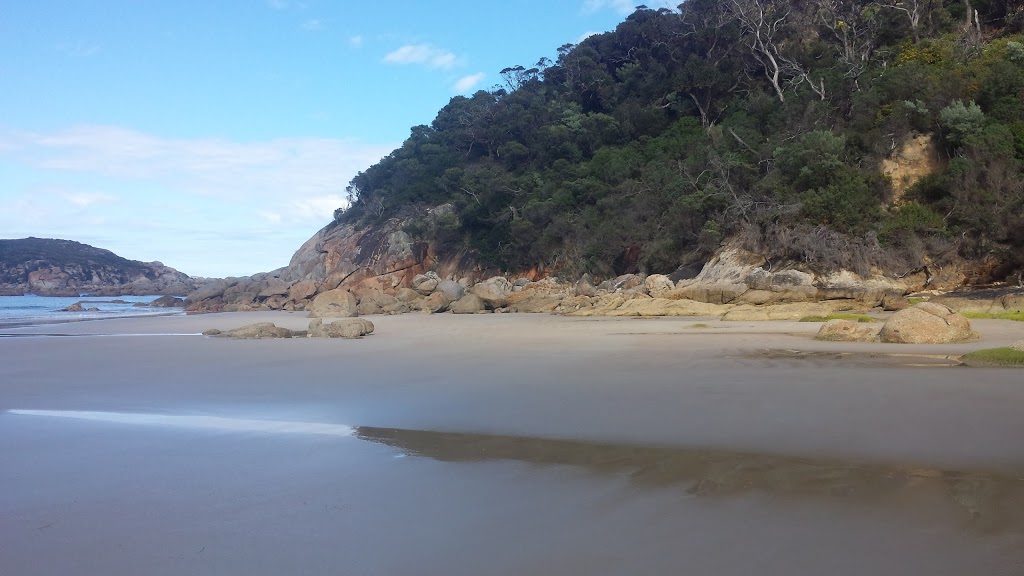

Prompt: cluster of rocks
xmin=185 ymin=246 xmax=910 ymax=320
xmin=181 ymin=233 xmax=1024 ymax=339
xmin=204 ymin=318 xmax=374 ymax=340
xmin=815 ymin=302 xmax=979 ymax=344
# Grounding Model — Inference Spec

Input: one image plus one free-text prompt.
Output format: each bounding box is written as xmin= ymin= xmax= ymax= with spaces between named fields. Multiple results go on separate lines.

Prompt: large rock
xmin=470 ymin=276 xmax=513 ymax=308
xmin=395 ymin=288 xmax=421 ymax=303
xmin=414 ymin=292 xmax=452 ymax=313
xmin=411 ymin=272 xmax=440 ymax=295
xmin=879 ymin=302 xmax=978 ymax=344
xmin=815 ymin=319 xmax=880 ymax=342
xmin=575 ymin=274 xmax=597 ymax=297
xmin=451 ymin=294 xmax=486 ymax=314
xmin=308 ymin=288 xmax=358 ymax=318
xmin=435 ymin=279 xmax=465 ymax=301
xmin=309 ymin=318 xmax=374 ymax=339
xmin=644 ymin=274 xmax=674 ymax=295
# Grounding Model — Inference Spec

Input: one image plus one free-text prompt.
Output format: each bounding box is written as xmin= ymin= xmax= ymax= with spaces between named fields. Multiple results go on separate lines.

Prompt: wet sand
xmin=2 ymin=313 xmax=1023 ymax=575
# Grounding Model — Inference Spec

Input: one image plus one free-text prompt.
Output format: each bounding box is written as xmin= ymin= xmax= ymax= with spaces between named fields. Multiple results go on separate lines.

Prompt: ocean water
xmin=0 ymin=295 xmax=185 ymax=328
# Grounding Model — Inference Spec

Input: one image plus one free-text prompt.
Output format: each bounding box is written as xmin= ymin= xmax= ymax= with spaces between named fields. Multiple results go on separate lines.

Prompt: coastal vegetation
xmin=960 ymin=346 xmax=1024 ymax=366
xmin=334 ymin=0 xmax=1024 ymax=282
xmin=963 ymin=310 xmax=1024 ymax=320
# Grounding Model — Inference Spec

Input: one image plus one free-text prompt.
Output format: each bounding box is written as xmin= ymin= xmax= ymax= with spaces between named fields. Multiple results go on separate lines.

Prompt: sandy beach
xmin=2 ymin=312 xmax=1023 ymax=575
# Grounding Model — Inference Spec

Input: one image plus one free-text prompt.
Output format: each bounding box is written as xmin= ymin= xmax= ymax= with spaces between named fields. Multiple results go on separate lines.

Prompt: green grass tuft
xmin=799 ymin=314 xmax=878 ymax=323
xmin=960 ymin=347 xmax=1024 ymax=367
xmin=907 ymin=297 xmax=927 ymax=304
xmin=962 ymin=311 xmax=1024 ymax=322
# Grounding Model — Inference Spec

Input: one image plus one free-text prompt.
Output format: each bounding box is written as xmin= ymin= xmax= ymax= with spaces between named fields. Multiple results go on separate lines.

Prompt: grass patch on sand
xmin=908 ymin=297 xmax=927 ymax=304
xmin=960 ymin=347 xmax=1024 ymax=367
xmin=962 ymin=311 xmax=1024 ymax=322
xmin=799 ymin=314 xmax=878 ymax=323
xmin=689 ymin=323 xmax=712 ymax=328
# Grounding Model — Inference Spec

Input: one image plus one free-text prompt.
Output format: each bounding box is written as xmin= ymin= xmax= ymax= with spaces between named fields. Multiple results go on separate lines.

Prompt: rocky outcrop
xmin=879 ymin=302 xmax=978 ymax=344
xmin=722 ymin=302 xmax=861 ymax=321
xmin=881 ymin=134 xmax=944 ymax=201
xmin=1 ymin=237 xmax=201 ymax=296
xmin=929 ymin=288 xmax=1024 ymax=315
xmin=147 ymin=295 xmax=186 ymax=308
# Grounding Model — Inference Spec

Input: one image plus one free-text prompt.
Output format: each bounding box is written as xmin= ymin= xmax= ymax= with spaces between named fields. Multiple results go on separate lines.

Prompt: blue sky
xmin=1 ymin=0 xmax=673 ymax=277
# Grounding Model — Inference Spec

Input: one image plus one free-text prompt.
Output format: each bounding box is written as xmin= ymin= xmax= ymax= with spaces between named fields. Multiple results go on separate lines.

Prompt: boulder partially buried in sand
xmin=879 ymin=302 xmax=978 ymax=344
xmin=309 ymin=318 xmax=374 ymax=338
xmin=815 ymin=319 xmax=880 ymax=342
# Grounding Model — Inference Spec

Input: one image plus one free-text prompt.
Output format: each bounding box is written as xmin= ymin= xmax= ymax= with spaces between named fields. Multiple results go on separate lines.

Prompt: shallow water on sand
xmin=3 ymin=408 xmax=1023 ymax=576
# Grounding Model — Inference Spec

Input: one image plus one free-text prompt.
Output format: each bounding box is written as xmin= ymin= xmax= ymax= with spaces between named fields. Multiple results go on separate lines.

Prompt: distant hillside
xmin=0 ymin=237 xmax=199 ymax=296
xmin=333 ymin=0 xmax=1024 ymax=284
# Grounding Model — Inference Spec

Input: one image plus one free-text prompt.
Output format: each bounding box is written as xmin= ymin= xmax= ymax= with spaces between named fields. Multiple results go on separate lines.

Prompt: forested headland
xmin=336 ymin=0 xmax=1024 ymax=284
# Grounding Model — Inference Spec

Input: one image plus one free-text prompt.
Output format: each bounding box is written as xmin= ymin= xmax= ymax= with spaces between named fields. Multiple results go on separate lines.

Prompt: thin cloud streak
xmin=1 ymin=125 xmax=393 ymax=209
xmin=453 ymin=72 xmax=486 ymax=93
xmin=383 ymin=44 xmax=458 ymax=69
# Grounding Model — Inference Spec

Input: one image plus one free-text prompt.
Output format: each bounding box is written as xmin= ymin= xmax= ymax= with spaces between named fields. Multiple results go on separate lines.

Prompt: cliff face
xmin=186 ymin=208 xmax=496 ymax=313
xmin=0 ymin=237 xmax=200 ymax=296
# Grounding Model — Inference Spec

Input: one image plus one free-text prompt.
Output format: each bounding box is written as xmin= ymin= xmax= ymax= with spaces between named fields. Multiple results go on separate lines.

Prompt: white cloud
xmin=302 ymin=19 xmax=324 ymax=31
xmin=453 ymin=73 xmax=486 ymax=93
xmin=349 ymin=35 xmax=364 ymax=48
xmin=583 ymin=0 xmax=636 ymax=15
xmin=383 ymin=44 xmax=458 ymax=70
xmin=581 ymin=0 xmax=675 ymax=15
xmin=266 ymin=0 xmax=289 ymax=9
xmin=65 ymin=192 xmax=116 ymax=207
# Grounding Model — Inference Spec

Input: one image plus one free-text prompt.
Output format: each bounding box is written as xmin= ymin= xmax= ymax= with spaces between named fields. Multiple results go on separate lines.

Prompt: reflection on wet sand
xmin=356 ymin=426 xmax=1024 ymax=534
